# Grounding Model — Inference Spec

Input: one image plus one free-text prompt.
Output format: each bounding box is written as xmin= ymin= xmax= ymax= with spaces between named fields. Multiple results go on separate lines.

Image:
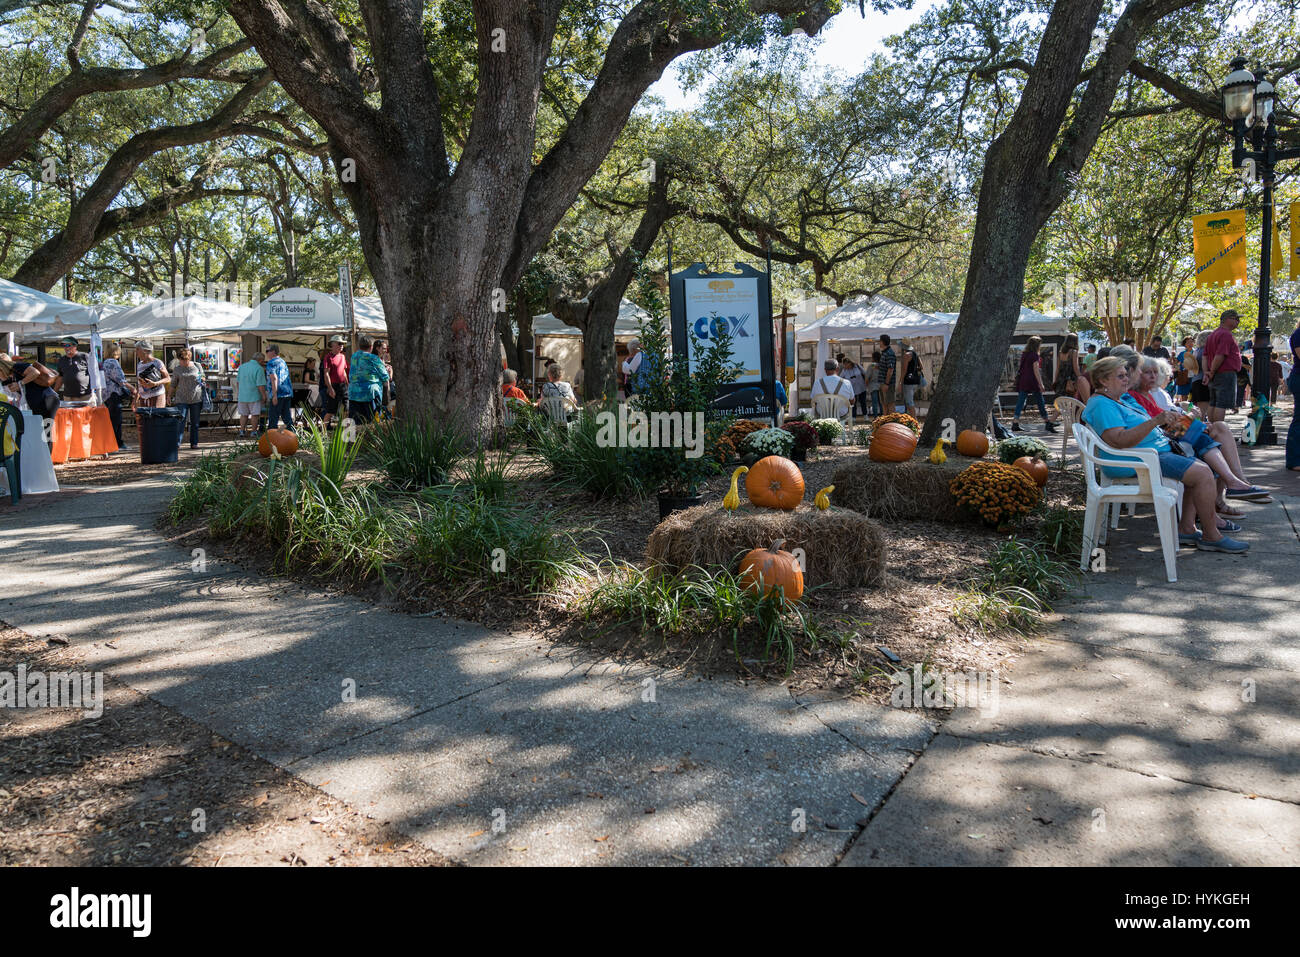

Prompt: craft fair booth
xmin=933 ymin=307 xmax=1070 ymax=413
xmin=528 ymin=299 xmax=649 ymax=398
xmin=794 ymin=296 xmax=951 ymax=413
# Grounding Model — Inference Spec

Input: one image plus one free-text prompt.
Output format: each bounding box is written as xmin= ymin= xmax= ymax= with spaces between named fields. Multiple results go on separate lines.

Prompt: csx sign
xmin=694 ymin=314 xmax=751 ymax=339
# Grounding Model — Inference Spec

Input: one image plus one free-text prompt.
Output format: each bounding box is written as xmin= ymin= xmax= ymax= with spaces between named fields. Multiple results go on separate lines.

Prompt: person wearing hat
xmin=54 ymin=337 xmax=93 ymax=403
xmin=322 ymin=335 xmax=349 ymax=428
xmin=134 ymin=340 xmax=170 ymax=409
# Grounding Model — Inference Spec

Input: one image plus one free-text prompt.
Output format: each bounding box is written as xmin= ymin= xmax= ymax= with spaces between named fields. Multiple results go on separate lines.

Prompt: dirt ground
xmin=0 ymin=624 xmax=455 ymax=867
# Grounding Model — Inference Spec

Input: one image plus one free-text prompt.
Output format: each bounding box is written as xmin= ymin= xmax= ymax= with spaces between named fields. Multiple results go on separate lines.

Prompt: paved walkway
xmin=0 ymin=475 xmax=932 ymax=866
xmin=844 ymin=406 xmax=1300 ymax=865
xmin=3 ymin=405 xmax=1297 ymax=865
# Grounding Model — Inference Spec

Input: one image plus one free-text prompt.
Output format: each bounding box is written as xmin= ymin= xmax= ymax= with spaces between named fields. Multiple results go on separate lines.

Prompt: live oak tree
xmin=223 ymin=0 xmax=841 ymax=429
xmin=908 ymin=0 xmax=1298 ymax=444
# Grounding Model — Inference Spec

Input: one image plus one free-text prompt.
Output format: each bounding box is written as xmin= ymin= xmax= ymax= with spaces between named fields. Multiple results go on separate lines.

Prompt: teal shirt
xmin=237 ymin=361 xmax=266 ymax=403
xmin=1082 ymin=393 xmax=1169 ymax=477
xmin=347 ymin=351 xmax=389 ymax=402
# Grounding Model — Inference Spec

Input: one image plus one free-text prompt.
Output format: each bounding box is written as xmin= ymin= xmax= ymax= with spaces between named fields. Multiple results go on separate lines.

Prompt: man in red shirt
xmin=321 ymin=335 xmax=350 ymax=427
xmin=1201 ymin=309 xmax=1242 ymax=424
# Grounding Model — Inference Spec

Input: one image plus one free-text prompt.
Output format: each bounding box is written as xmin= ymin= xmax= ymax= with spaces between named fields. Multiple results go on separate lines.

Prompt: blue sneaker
xmin=1197 ymin=536 xmax=1249 ymax=553
xmin=1178 ymin=532 xmax=1202 ymax=547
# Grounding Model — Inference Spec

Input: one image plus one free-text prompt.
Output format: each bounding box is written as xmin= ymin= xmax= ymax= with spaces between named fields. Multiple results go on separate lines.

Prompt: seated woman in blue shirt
xmin=1081 ymin=356 xmax=1247 ymax=554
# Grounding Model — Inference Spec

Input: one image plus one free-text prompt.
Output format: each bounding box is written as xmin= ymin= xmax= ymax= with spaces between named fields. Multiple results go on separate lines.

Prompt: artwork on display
xmin=193 ymin=345 xmax=220 ymax=373
xmin=227 ymin=347 xmax=242 ymax=372
xmin=164 ymin=344 xmax=185 ymax=369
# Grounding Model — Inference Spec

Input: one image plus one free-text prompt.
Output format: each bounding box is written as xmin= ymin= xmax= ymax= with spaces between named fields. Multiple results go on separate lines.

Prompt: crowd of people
xmin=1 ymin=333 xmax=398 ymax=456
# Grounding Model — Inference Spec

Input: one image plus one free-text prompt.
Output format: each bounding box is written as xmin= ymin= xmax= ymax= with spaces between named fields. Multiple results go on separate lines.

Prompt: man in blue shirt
xmin=347 ymin=335 xmax=389 ymax=424
xmin=264 ymin=345 xmax=295 ymax=431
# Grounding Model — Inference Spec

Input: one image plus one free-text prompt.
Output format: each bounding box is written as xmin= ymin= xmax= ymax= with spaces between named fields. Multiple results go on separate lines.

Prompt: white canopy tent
xmin=94 ymin=296 xmax=254 ymax=342
xmin=0 ymin=278 xmax=102 ymax=350
xmin=930 ymin=306 xmax=1069 ymax=338
xmin=797 ymin=295 xmax=952 ymax=371
xmin=240 ymin=287 xmax=386 ymax=335
xmin=529 ymin=298 xmax=650 ymax=338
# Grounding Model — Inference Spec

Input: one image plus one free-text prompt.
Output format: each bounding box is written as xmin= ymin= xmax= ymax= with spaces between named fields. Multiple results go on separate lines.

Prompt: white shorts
xmin=237 ymin=401 xmax=261 ymax=416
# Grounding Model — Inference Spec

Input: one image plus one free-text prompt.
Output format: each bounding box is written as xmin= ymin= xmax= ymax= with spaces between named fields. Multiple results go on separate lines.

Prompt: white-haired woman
xmin=1082 ymin=356 xmax=1247 ymax=553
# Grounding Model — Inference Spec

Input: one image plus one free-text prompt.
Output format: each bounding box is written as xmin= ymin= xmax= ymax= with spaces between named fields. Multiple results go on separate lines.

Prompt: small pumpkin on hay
xmin=744 ymin=455 xmax=805 ymax=510
xmin=738 ymin=539 xmax=804 ymax=605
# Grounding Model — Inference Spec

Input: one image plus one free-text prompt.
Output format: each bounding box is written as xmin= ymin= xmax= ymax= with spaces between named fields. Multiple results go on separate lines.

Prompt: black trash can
xmin=136 ymin=407 xmax=186 ymax=464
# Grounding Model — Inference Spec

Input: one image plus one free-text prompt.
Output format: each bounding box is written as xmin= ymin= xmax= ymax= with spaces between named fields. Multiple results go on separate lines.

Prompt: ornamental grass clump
xmin=949 ymin=461 xmax=1042 ymax=526
xmin=741 ymin=427 xmax=795 ymax=459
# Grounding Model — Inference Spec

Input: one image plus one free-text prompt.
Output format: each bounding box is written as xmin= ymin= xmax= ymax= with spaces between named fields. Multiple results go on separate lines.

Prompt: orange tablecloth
xmin=50 ymin=405 xmax=118 ymax=464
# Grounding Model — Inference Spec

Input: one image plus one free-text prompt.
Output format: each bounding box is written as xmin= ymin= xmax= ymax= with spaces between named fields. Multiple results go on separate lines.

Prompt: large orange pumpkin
xmin=955 ymin=429 xmax=989 ymax=457
xmin=257 ymin=428 xmax=300 ymax=458
xmin=868 ymin=422 xmax=918 ymax=462
xmin=739 ymin=540 xmax=804 ymax=605
xmin=745 ymin=455 xmax=805 ymax=510
xmin=1013 ymin=455 xmax=1049 ymax=488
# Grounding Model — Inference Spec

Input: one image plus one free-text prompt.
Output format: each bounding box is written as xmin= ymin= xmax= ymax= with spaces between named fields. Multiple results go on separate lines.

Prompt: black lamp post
xmin=1222 ymin=58 xmax=1300 ymax=445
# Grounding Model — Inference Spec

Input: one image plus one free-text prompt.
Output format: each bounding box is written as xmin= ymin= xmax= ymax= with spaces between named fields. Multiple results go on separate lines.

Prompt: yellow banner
xmin=1192 ymin=210 xmax=1247 ymax=288
xmin=1273 ymin=219 xmax=1285 ymax=279
xmin=1291 ymin=202 xmax=1299 ymax=281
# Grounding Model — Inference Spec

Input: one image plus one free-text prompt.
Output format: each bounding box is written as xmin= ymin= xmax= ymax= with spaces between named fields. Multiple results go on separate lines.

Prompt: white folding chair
xmin=1053 ymin=395 xmax=1086 ymax=468
xmin=812 ymin=393 xmax=852 ymax=440
xmin=1074 ymin=424 xmax=1179 ymax=583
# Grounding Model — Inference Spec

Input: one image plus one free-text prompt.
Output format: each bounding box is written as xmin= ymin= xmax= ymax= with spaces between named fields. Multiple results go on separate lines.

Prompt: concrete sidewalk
xmin=844 ymin=407 xmax=1300 ymax=865
xmin=0 ymin=475 xmax=933 ymax=866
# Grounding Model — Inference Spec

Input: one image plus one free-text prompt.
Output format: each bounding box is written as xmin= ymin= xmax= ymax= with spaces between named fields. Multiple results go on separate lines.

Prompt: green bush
xmin=811 ymin=418 xmax=844 ymax=444
xmin=581 ymin=562 xmax=814 ymax=672
xmin=364 ymin=415 xmax=464 ymax=488
xmin=531 ymin=400 xmax=644 ymax=499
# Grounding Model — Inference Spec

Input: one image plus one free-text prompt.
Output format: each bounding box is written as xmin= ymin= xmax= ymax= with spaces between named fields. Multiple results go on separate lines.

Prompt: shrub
xmin=364 ymin=415 xmax=464 ymax=488
xmin=781 ymin=419 xmax=819 ymax=453
xmin=949 ymin=461 xmax=1042 ymax=525
xmin=995 ymin=435 xmax=1052 ymax=465
xmin=811 ymin=418 xmax=844 ymax=444
xmin=741 ymin=427 xmax=795 ymax=458
xmin=580 ymin=562 xmax=814 ymax=672
xmin=715 ymin=418 xmax=767 ymax=462
xmin=168 ymin=446 xmax=248 ymax=521
xmin=851 ymin=426 xmax=872 ymax=447
xmin=531 ymin=400 xmax=644 ymax=499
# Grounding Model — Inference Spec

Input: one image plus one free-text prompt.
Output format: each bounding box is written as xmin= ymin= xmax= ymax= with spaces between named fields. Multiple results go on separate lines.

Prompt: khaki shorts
xmin=237 ymin=401 xmax=262 ymax=416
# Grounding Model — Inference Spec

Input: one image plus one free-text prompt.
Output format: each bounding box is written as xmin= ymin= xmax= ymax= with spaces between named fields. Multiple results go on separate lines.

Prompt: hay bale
xmin=646 ymin=503 xmax=886 ymax=589
xmin=830 ymin=448 xmax=978 ymax=522
xmin=230 ymin=450 xmax=322 ymax=491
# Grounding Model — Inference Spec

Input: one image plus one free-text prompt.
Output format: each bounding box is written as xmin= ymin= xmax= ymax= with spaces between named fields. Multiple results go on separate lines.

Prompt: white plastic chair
xmin=502 ymin=397 xmax=528 ymax=428
xmin=812 ymin=393 xmax=852 ymax=439
xmin=538 ymin=395 xmax=575 ymax=424
xmin=1074 ymin=424 xmax=1179 ymax=583
xmin=1053 ymin=395 xmax=1086 ymax=468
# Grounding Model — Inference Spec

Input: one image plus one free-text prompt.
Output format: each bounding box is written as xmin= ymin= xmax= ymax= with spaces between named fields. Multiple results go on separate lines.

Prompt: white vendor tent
xmin=797 ymin=295 xmax=951 ymax=371
xmin=0 ymin=279 xmax=101 ymax=349
xmin=929 ymin=306 xmax=1070 ymax=338
xmin=95 ymin=296 xmax=254 ymax=342
xmin=529 ymin=298 xmax=650 ymax=338
xmin=240 ymin=286 xmax=386 ymax=335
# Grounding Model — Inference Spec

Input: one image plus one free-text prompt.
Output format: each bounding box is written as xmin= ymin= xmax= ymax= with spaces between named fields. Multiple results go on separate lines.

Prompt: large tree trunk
xmin=919 ymin=0 xmax=1196 ymax=445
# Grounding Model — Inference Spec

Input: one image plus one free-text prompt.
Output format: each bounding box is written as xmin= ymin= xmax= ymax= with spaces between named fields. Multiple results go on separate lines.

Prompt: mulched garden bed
xmin=161 ymin=439 xmax=1086 ymax=705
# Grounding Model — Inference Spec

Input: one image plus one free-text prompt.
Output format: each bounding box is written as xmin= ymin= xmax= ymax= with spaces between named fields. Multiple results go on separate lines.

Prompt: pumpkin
xmin=257 ymin=428 xmax=299 ymax=458
xmin=1013 ymin=455 xmax=1049 ymax=488
xmin=955 ymin=429 xmax=989 ymax=457
xmin=868 ymin=422 xmax=918 ymax=462
xmin=739 ymin=539 xmax=804 ymax=605
xmin=744 ymin=455 xmax=805 ymax=510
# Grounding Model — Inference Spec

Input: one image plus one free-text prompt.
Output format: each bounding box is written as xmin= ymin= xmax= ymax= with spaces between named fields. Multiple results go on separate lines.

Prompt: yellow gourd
xmin=723 ymin=465 xmax=748 ymax=514
xmin=813 ymin=485 xmax=833 ymax=511
xmin=929 ymin=437 xmax=947 ymax=464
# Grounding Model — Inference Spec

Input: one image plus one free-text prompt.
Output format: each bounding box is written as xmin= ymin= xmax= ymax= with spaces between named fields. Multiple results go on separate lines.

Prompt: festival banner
xmin=1192 ymin=210 xmax=1247 ymax=288
xmin=1272 ymin=219 xmax=1285 ymax=279
xmin=1291 ymin=202 xmax=1299 ymax=281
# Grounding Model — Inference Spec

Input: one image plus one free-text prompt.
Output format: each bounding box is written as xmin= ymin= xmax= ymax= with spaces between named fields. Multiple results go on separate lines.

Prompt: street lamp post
xmin=1221 ymin=58 xmax=1300 ymax=445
